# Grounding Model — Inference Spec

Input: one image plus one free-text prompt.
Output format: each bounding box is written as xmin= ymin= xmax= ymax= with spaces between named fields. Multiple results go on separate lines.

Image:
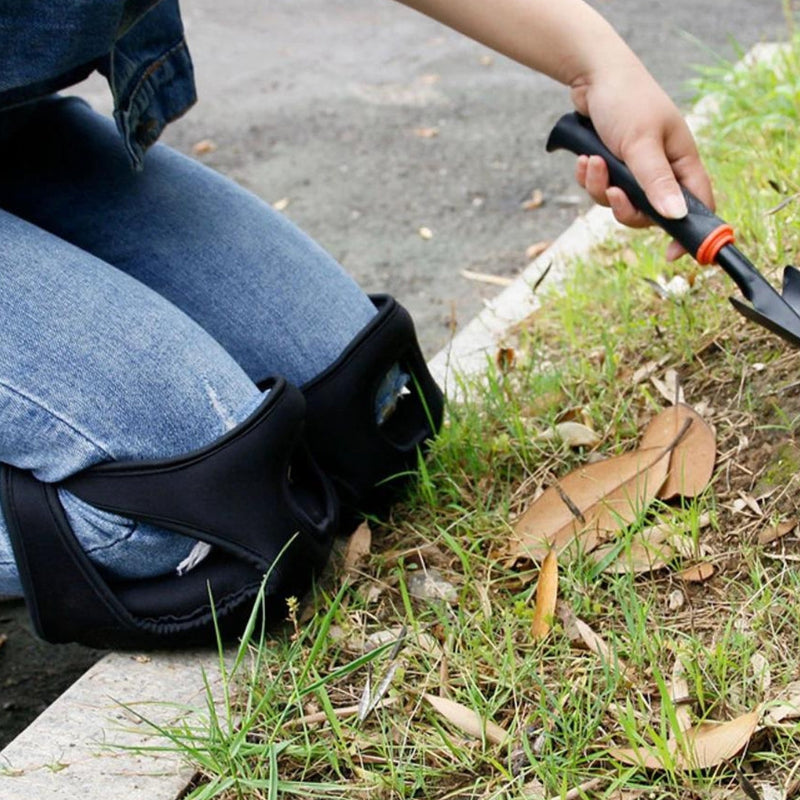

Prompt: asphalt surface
xmin=0 ymin=0 xmax=790 ymax=750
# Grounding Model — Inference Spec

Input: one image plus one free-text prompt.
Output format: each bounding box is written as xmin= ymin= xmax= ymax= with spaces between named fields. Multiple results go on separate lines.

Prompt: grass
xmin=148 ymin=18 xmax=800 ymax=800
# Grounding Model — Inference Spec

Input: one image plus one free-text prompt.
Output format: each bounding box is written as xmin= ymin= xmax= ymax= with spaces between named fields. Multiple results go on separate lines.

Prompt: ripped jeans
xmin=0 ymin=96 xmax=381 ymax=596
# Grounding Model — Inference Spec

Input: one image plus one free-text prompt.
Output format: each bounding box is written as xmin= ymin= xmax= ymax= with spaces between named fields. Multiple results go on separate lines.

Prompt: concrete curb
xmin=428 ymin=204 xmax=620 ymax=396
xmin=1 ymin=651 xmax=220 ymax=798
xmin=0 ymin=40 xmax=782 ymax=800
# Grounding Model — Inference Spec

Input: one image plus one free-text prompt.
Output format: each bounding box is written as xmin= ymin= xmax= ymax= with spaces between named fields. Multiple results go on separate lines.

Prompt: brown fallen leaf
xmin=343 ymin=521 xmax=372 ymax=574
xmin=558 ymin=603 xmax=634 ymax=681
xmin=650 ymin=370 xmax=685 ymax=405
xmin=640 ymin=404 xmax=716 ymax=500
xmin=521 ymin=777 xmax=547 ymax=799
xmin=509 ymin=445 xmax=672 ymax=563
xmin=590 ymin=525 xmax=674 ymax=575
xmin=610 ymin=710 xmax=760 ymax=770
xmin=678 ymin=562 xmax=715 ymax=583
xmin=631 ymin=357 xmax=670 ymax=386
xmin=764 ymin=680 xmax=800 ymax=725
xmin=758 ymin=518 xmax=797 ymax=545
xmin=192 ymin=138 xmax=218 ymax=155
xmin=539 ymin=421 xmax=602 ymax=449
xmin=531 ymin=550 xmax=558 ymax=640
xmin=496 ymin=347 xmax=516 ymax=373
xmin=525 ymin=240 xmax=551 ymax=260
xmin=669 ymin=655 xmax=693 ymax=736
xmin=522 ymin=189 xmax=544 ymax=210
xmin=423 ymin=693 xmax=508 ymax=745
xmin=737 ymin=491 xmax=762 ymax=516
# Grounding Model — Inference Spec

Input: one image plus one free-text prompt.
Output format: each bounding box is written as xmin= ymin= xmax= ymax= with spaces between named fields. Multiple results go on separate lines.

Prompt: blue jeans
xmin=0 ymin=96 xmax=377 ymax=596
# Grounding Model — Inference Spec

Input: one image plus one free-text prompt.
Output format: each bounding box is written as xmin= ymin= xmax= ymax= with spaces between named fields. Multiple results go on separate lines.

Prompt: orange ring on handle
xmin=695 ymin=224 xmax=735 ymax=265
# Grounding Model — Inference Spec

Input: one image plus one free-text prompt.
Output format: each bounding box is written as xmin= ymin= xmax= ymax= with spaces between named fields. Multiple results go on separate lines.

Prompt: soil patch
xmin=0 ymin=599 xmax=105 ymax=748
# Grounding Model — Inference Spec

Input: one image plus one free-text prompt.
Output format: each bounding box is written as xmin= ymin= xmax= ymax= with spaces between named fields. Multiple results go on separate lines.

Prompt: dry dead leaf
xmin=525 ymin=240 xmax=550 ymax=260
xmin=521 ymin=777 xmax=547 ymax=799
xmin=531 ymin=550 xmax=558 ymax=640
xmin=610 ymin=710 xmax=760 ymax=770
xmin=496 ymin=347 xmax=516 ymax=373
xmin=509 ymin=445 xmax=671 ymax=562
xmin=423 ymin=693 xmax=508 ymax=745
xmin=540 ymin=421 xmax=602 ymax=448
xmin=750 ymin=652 xmax=771 ymax=693
xmin=667 ymin=589 xmax=685 ymax=611
xmin=758 ymin=518 xmax=797 ymax=545
xmin=367 ymin=626 xmax=441 ymax=657
xmin=460 ymin=269 xmax=514 ymax=287
xmin=590 ymin=525 xmax=674 ymax=575
xmin=650 ymin=370 xmax=685 ymax=405
xmin=641 ymin=404 xmax=716 ymax=500
xmin=678 ymin=562 xmax=715 ymax=583
xmin=522 ymin=189 xmax=544 ymax=210
xmin=737 ymin=492 xmax=763 ymax=516
xmin=764 ymin=680 xmax=800 ymax=725
xmin=407 ymin=567 xmax=458 ymax=603
xmin=344 ymin=521 xmax=372 ymax=574
xmin=670 ymin=655 xmax=693 ymax=735
xmin=631 ymin=357 xmax=670 ymax=385
xmin=192 ymin=138 xmax=217 ymax=155
xmin=558 ymin=603 xmax=634 ymax=681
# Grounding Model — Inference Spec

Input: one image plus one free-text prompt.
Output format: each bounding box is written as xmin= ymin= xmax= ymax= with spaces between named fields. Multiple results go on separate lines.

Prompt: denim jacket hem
xmin=0 ymin=0 xmax=197 ymax=170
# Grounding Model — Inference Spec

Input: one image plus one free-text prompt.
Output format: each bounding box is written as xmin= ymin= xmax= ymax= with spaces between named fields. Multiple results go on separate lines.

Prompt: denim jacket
xmin=0 ymin=0 xmax=196 ymax=169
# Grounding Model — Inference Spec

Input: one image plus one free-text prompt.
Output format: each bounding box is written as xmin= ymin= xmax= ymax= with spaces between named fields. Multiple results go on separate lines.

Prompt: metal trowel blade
xmin=730 ymin=295 xmax=800 ymax=348
xmin=782 ymin=265 xmax=800 ymax=308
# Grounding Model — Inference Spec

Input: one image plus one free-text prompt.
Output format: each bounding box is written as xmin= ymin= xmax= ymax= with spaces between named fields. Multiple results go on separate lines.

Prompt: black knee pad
xmin=0 ymin=378 xmax=338 ymax=649
xmin=296 ymin=294 xmax=444 ymax=521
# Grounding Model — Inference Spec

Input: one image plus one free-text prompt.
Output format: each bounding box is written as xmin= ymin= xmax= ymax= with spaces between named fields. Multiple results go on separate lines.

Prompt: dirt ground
xmin=0 ymin=601 xmax=105 ymax=748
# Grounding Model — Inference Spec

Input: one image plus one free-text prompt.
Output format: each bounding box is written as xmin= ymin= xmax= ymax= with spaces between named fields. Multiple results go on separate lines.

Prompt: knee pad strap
xmin=1 ymin=378 xmax=338 ymax=649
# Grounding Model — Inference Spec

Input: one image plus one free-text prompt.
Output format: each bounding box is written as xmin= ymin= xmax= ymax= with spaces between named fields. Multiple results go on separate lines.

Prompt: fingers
xmin=666 ymin=239 xmax=687 ymax=262
xmin=622 ymin=136 xmax=688 ymax=220
xmin=575 ymin=154 xmax=689 ymax=261
xmin=575 ymin=155 xmax=652 ymax=228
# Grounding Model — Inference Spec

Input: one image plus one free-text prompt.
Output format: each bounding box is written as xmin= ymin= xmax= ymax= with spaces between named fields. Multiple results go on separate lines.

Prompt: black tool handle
xmin=546 ymin=112 xmax=729 ymax=262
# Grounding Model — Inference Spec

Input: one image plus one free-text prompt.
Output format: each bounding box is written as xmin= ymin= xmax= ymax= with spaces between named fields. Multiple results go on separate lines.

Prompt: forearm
xmin=394 ymin=0 xmax=641 ymax=89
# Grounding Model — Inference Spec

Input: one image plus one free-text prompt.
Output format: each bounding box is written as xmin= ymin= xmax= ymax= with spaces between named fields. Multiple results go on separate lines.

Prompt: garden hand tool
xmin=546 ymin=112 xmax=800 ymax=348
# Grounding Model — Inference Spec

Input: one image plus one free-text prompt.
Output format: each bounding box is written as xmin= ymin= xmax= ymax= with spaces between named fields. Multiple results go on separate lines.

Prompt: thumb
xmin=622 ymin=137 xmax=688 ymax=220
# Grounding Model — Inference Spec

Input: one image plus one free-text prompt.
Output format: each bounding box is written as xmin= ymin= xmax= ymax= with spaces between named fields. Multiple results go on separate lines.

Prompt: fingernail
xmin=661 ymin=194 xmax=688 ymax=219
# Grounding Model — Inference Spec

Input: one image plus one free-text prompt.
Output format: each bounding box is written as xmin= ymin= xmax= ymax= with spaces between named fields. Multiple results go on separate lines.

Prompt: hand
xmin=570 ymin=60 xmax=714 ymax=261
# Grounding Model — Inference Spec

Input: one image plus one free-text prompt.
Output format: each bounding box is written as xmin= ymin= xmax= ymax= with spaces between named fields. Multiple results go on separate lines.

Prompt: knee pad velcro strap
xmin=300 ymin=294 xmax=444 ymax=515
xmin=1 ymin=378 xmax=339 ymax=649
